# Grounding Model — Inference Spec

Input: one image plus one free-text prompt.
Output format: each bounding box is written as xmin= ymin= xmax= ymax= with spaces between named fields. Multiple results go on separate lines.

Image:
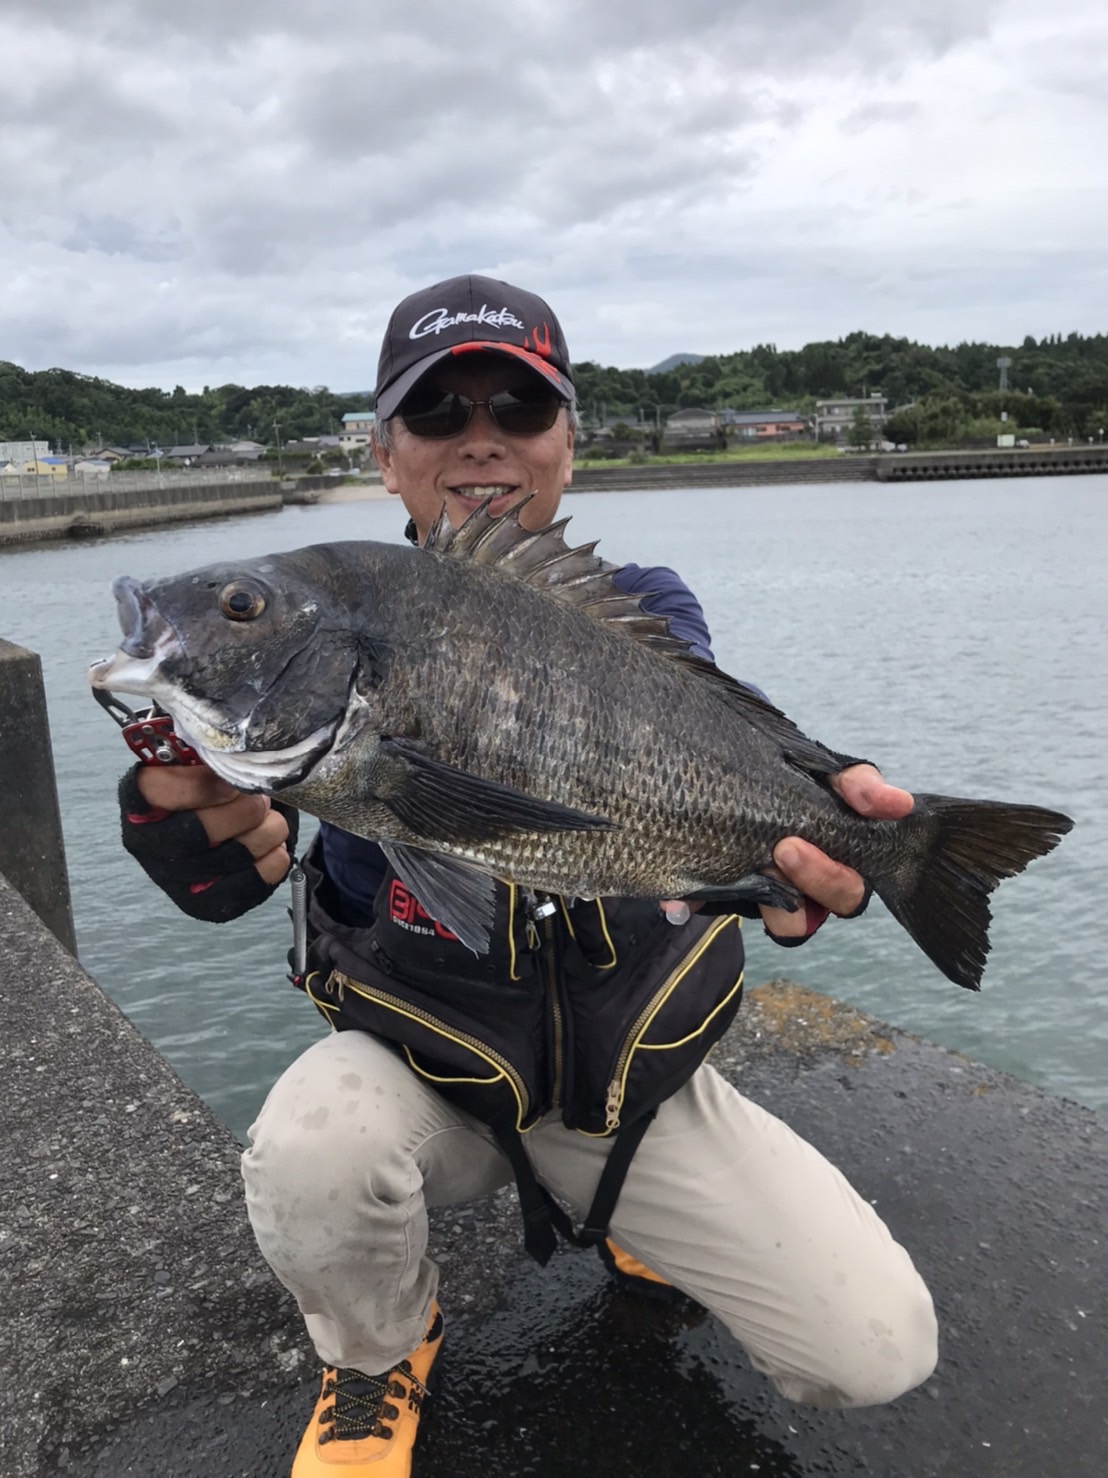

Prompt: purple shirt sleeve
xmin=614 ymin=564 xmax=768 ymax=700
xmin=612 ymin=564 xmax=715 ymax=661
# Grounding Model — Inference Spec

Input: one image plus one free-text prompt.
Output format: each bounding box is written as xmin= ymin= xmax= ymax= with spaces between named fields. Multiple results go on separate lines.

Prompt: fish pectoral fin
xmin=685 ymin=873 xmax=803 ymax=912
xmin=376 ymin=736 xmax=612 ymax=843
xmin=381 ymin=844 xmax=496 ymax=955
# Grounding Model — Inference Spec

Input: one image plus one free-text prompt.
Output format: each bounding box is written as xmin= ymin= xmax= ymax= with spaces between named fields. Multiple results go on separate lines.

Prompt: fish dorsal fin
xmin=423 ymin=497 xmax=690 ymax=656
xmin=425 ymin=499 xmax=845 ymax=777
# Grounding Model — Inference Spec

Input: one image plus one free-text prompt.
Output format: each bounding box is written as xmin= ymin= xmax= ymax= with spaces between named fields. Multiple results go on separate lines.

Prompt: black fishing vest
xmin=295 ymin=838 xmax=745 ymax=1263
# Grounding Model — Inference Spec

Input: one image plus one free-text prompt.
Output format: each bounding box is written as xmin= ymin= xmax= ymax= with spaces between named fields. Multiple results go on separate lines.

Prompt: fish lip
xmin=112 ymin=575 xmax=174 ymax=658
xmin=87 ymin=630 xmax=181 ymax=701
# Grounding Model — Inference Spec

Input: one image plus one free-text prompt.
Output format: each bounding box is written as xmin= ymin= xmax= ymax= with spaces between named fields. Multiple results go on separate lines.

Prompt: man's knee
xmin=777 ymin=1276 xmax=939 ymax=1410
xmin=243 ymin=1043 xmax=413 ymax=1210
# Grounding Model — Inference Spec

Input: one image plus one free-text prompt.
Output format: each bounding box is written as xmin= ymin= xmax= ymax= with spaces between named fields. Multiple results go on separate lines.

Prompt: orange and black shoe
xmin=598 ymin=1238 xmax=691 ymax=1305
xmin=292 ymin=1302 xmax=444 ymax=1476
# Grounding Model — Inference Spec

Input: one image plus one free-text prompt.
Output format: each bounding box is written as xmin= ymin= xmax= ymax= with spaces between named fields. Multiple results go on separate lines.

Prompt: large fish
xmin=88 ymin=501 xmax=1072 ymax=988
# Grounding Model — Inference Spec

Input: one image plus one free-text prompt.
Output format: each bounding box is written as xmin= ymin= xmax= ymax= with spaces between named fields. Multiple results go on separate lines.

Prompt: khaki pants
xmin=242 ymin=1031 xmax=937 ymax=1408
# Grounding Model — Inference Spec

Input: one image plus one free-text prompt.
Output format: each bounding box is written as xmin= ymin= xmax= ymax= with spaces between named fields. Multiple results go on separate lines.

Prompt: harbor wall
xmin=569 ymin=456 xmax=876 ymax=491
xmin=567 ymin=442 xmax=1108 ymax=493
xmin=0 ymin=478 xmax=283 ymax=546
xmin=875 ymin=443 xmax=1108 ymax=481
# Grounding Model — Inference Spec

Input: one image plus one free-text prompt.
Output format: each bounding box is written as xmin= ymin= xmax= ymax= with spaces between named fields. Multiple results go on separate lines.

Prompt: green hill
xmin=1 ymin=329 xmax=1105 ymax=450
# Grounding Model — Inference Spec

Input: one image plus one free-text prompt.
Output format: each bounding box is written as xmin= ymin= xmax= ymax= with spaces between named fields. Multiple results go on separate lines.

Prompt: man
xmin=120 ymin=276 xmax=937 ymax=1476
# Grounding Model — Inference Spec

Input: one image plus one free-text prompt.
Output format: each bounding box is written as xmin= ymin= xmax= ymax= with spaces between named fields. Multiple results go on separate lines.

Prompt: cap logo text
xmin=410 ymin=304 xmax=526 ymax=340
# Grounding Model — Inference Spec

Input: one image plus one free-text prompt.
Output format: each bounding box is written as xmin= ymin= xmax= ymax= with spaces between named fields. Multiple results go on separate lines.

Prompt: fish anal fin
xmin=686 ymin=874 xmax=802 ymax=912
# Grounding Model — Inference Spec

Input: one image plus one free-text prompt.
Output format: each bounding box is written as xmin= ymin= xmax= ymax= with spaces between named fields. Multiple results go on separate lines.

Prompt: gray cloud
xmin=0 ymin=0 xmax=1103 ymax=392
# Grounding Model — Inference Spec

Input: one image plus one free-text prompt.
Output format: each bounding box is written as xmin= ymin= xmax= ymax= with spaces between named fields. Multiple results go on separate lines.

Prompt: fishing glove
xmin=118 ymin=764 xmax=299 ymax=923
xmin=762 ymin=884 xmax=872 ymax=947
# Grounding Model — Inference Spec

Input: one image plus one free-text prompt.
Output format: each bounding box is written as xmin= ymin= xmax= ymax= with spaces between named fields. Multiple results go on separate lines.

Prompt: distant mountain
xmin=648 ymin=353 xmax=706 ymax=374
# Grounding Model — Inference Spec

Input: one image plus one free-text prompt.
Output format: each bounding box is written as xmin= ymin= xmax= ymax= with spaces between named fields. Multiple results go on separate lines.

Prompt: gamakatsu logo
xmin=409 ymin=305 xmax=525 ymax=339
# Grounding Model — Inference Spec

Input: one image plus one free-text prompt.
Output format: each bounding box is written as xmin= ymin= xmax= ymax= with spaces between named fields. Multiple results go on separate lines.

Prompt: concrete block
xmin=0 ymin=639 xmax=76 ymax=953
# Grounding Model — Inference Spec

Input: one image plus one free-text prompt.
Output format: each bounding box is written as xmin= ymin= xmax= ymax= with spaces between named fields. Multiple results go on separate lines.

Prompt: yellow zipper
xmin=330 ymin=969 xmax=532 ymax=1129
xmin=603 ymin=917 xmax=741 ymax=1132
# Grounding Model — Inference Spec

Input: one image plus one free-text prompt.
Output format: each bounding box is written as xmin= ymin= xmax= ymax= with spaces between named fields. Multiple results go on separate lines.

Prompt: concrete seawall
xmin=564 ymin=443 xmax=1108 ymax=493
xmin=2 ymin=867 xmax=1105 ymax=1477
xmin=570 ymin=457 xmax=877 ymax=491
xmin=876 ymin=443 xmax=1108 ymax=481
xmin=0 ymin=480 xmax=284 ymax=546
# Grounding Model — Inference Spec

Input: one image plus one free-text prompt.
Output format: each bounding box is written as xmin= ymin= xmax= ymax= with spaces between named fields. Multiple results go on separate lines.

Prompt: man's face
xmin=373 ymin=354 xmax=575 ymax=542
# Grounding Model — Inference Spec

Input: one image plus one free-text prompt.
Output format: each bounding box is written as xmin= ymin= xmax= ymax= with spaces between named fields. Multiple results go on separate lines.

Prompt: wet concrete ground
xmin=2 ymin=869 xmax=1104 ymax=1478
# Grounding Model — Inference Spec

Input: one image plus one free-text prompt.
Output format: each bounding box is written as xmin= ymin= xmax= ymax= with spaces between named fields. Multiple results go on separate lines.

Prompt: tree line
xmin=1 ymin=329 xmax=1106 ymax=452
xmin=0 ymin=364 xmax=371 ymax=453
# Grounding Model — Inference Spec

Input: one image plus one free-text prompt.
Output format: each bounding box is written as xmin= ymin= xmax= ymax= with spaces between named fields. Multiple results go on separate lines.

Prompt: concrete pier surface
xmin=1 ymin=867 xmax=1104 ymax=1477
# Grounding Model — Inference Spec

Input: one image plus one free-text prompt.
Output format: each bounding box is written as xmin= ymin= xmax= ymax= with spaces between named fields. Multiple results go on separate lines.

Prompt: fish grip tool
xmin=92 ymin=687 xmax=201 ymax=766
xmin=287 ymin=860 xmax=308 ymax=985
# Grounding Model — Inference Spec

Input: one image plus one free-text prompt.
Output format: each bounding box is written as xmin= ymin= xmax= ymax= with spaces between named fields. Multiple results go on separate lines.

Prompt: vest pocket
xmin=315 ymin=962 xmax=549 ymax=1133
xmin=560 ymin=913 xmax=745 ymax=1135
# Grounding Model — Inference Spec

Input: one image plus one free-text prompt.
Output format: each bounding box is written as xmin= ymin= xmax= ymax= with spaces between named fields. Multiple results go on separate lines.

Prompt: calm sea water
xmin=1 ymin=477 xmax=1103 ymax=1139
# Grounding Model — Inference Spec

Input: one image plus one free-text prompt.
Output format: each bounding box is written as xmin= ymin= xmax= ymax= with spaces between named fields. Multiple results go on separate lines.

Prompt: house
xmin=87 ymin=446 xmax=130 ymax=463
xmin=73 ymin=460 xmax=111 ymax=480
xmin=0 ymin=439 xmax=49 ymax=465
xmin=721 ymin=409 xmax=809 ymax=441
xmin=16 ymin=457 xmax=69 ymax=477
xmin=196 ymin=448 xmax=270 ymax=470
xmin=660 ymin=407 xmax=725 ymax=451
xmin=165 ymin=443 xmax=212 ymax=465
xmin=340 ymin=411 xmax=375 ymax=452
xmin=207 ymin=443 xmax=266 ymax=462
xmin=663 ymin=407 xmax=721 ymax=438
xmin=814 ymin=395 xmax=888 ymax=442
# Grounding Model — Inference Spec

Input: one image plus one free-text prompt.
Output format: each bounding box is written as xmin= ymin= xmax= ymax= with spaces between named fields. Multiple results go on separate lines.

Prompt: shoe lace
xmin=319 ymin=1360 xmax=427 ymax=1445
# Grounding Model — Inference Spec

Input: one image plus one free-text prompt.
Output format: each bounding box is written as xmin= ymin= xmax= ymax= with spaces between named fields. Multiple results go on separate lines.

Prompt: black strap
xmin=577 ymin=1110 xmax=657 ymax=1248
xmin=495 ymin=1110 xmax=658 ymax=1264
xmin=495 ymin=1131 xmax=575 ymax=1266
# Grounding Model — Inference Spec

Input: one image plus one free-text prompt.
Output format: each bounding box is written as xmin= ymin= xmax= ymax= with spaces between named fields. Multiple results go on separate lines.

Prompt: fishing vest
xmin=295 ymin=838 xmax=745 ymax=1263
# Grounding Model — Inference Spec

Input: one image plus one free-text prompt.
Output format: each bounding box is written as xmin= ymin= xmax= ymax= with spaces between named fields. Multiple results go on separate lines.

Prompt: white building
xmin=814 ymin=395 xmax=888 ymax=441
xmin=340 ymin=411 xmax=376 ymax=452
xmin=0 ymin=440 xmax=49 ymax=465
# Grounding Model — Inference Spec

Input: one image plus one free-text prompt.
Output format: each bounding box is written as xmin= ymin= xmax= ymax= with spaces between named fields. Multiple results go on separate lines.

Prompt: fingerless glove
xmin=118 ymin=765 xmax=299 ymax=923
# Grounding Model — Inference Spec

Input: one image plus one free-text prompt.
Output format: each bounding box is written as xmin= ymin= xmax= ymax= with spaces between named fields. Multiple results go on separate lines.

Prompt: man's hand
xmin=134 ymin=764 xmax=292 ymax=884
xmin=759 ymin=764 xmax=913 ymax=939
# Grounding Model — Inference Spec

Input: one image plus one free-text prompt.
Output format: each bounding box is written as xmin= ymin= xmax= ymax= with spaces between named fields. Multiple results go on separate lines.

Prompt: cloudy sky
xmin=1 ymin=0 xmax=1105 ymax=392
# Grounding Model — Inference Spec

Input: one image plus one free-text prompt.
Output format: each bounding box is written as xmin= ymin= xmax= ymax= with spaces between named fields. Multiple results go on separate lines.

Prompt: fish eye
xmin=219 ymin=582 xmax=267 ymax=621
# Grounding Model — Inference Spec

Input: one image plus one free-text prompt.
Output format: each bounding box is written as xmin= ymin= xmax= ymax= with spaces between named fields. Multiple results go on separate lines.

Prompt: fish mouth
xmin=89 ymin=646 xmax=339 ymax=791
xmin=88 ymin=575 xmax=341 ymax=792
xmin=112 ymin=575 xmax=169 ymax=658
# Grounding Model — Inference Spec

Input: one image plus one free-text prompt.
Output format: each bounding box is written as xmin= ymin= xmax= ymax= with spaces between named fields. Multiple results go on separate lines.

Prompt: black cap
xmin=374 ymin=274 xmax=575 ymax=420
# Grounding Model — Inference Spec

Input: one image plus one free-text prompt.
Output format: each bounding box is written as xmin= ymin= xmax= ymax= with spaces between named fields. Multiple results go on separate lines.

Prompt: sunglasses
xmin=399 ymin=387 xmax=565 ymax=439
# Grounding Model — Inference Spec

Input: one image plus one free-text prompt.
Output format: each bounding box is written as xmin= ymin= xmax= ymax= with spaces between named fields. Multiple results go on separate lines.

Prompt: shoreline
xmin=2 ymin=444 xmax=1105 ymax=546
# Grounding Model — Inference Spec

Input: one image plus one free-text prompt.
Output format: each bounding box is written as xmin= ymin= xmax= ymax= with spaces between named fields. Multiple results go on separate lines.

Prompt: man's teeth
xmin=457 ymin=486 xmax=512 ymax=498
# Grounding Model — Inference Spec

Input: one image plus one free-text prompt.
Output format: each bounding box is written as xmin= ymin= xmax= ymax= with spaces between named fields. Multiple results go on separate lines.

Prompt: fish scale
xmin=88 ymin=499 xmax=1073 ymax=988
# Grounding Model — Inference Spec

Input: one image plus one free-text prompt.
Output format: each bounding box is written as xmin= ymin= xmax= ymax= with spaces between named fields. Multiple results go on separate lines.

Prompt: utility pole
xmin=274 ymin=421 xmax=284 ymax=478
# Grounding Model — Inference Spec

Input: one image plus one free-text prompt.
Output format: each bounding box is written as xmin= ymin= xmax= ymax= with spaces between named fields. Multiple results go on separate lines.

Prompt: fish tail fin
xmin=875 ymin=795 xmax=1073 ymax=990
